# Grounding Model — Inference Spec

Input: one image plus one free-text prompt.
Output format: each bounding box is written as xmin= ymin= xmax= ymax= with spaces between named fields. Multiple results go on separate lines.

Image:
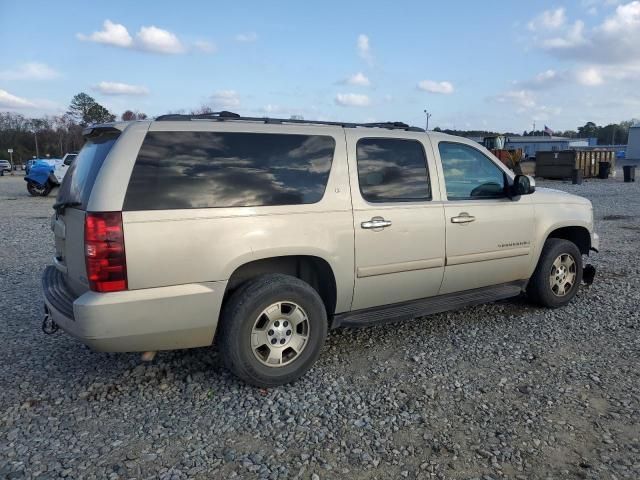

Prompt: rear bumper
xmin=42 ymin=266 xmax=227 ymax=352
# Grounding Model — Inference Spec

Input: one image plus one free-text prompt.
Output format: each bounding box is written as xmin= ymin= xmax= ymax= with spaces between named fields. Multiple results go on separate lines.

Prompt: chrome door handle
xmin=451 ymin=213 xmax=476 ymax=224
xmin=361 ymin=217 xmax=392 ymax=229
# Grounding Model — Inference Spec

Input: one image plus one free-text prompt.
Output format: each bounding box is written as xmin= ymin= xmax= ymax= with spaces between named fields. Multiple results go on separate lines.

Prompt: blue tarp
xmin=24 ymin=160 xmax=57 ymax=187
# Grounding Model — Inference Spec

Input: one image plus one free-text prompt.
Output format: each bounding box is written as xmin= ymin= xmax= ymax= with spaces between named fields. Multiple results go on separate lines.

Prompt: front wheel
xmin=527 ymin=238 xmax=583 ymax=308
xmin=27 ymin=181 xmax=52 ymax=197
xmin=218 ymin=274 xmax=328 ymax=387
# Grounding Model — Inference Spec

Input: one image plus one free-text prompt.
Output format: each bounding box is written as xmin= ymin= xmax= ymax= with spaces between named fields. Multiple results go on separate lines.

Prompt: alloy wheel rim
xmin=549 ymin=253 xmax=577 ymax=297
xmin=251 ymin=301 xmax=310 ymax=367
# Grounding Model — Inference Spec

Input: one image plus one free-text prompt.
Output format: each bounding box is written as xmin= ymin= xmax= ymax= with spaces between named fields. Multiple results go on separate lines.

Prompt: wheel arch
xmin=224 ymin=255 xmax=339 ymax=317
xmin=527 ymin=221 xmax=593 ymax=278
xmin=546 ymin=225 xmax=591 ymax=255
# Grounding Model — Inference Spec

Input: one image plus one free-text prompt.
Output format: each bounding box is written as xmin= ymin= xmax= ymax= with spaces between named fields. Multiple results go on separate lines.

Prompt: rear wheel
xmin=218 ymin=274 xmax=328 ymax=387
xmin=27 ymin=181 xmax=52 ymax=197
xmin=527 ymin=238 xmax=583 ymax=308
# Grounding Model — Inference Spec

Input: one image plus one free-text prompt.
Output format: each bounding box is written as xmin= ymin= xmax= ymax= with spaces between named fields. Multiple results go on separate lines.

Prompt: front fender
xmin=528 ymin=216 xmax=593 ymax=277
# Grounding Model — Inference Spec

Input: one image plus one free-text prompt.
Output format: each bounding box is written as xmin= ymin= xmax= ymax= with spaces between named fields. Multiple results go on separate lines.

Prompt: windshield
xmin=56 ymin=132 xmax=119 ymax=209
xmin=63 ymin=154 xmax=77 ymax=166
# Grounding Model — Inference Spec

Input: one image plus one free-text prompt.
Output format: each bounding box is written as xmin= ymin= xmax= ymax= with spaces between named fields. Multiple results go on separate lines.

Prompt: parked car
xmin=42 ymin=114 xmax=599 ymax=386
xmin=24 ymin=154 xmax=76 ymax=196
xmin=25 ymin=159 xmax=37 ymax=175
xmin=52 ymin=153 xmax=77 ymax=184
xmin=0 ymin=159 xmax=11 ymax=175
xmin=24 ymin=159 xmax=61 ymax=196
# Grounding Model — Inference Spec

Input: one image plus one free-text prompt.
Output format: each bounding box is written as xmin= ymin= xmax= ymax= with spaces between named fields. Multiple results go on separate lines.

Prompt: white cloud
xmin=210 ymin=90 xmax=241 ymax=109
xmin=235 ymin=32 xmax=258 ymax=43
xmin=344 ymin=72 xmax=370 ymax=86
xmin=357 ymin=34 xmax=373 ymax=65
xmin=542 ymin=20 xmax=587 ymax=49
xmin=335 ymin=93 xmax=371 ymax=107
xmin=417 ymin=80 xmax=455 ymax=94
xmin=0 ymin=89 xmax=36 ymax=109
xmin=490 ymin=89 xmax=561 ymax=122
xmin=136 ymin=25 xmax=185 ymax=54
xmin=194 ymin=40 xmax=217 ymax=53
xmin=576 ymin=67 xmax=605 ymax=85
xmin=537 ymin=1 xmax=640 ymax=65
xmin=93 ymin=81 xmax=149 ymax=96
xmin=493 ymin=90 xmax=537 ymax=109
xmin=518 ymin=69 xmax=568 ymax=89
xmin=528 ymin=8 xmax=567 ymax=31
xmin=78 ymin=20 xmax=200 ymax=54
xmin=0 ymin=62 xmax=60 ymax=81
xmin=77 ymin=20 xmax=133 ymax=48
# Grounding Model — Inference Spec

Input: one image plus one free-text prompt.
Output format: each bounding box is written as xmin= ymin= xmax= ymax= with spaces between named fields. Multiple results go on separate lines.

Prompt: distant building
xmin=505 ymin=136 xmax=589 ymax=158
xmin=627 ymin=125 xmax=640 ymax=161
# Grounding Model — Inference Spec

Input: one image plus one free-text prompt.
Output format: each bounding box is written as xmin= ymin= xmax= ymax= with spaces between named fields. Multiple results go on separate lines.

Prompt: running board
xmin=332 ymin=281 xmax=527 ymax=329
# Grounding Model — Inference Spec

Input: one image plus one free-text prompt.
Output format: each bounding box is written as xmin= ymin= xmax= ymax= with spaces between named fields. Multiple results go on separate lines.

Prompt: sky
xmin=1 ymin=0 xmax=639 ymax=133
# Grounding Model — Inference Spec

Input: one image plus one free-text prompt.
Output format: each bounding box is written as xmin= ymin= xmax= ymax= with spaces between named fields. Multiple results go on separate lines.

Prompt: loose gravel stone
xmin=0 ymin=170 xmax=639 ymax=479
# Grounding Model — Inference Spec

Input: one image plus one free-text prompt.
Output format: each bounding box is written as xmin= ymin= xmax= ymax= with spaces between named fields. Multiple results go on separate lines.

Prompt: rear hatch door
xmin=52 ymin=128 xmax=121 ymax=296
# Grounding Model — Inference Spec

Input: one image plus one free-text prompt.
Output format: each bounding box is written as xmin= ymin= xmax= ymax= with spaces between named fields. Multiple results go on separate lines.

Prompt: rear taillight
xmin=84 ymin=212 xmax=127 ymax=292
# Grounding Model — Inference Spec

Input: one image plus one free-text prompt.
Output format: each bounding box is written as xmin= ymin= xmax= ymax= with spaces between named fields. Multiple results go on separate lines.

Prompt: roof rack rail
xmin=154 ymin=111 xmax=424 ymax=132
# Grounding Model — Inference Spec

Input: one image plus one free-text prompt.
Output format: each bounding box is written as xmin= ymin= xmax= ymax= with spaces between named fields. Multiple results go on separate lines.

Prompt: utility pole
xmin=34 ymin=131 xmax=39 ymax=159
xmin=533 ymin=121 xmax=536 ymax=134
xmin=423 ymin=110 xmax=432 ymax=131
xmin=7 ymin=148 xmax=14 ymax=175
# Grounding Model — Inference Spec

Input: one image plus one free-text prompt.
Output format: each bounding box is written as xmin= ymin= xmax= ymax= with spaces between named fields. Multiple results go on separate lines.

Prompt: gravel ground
xmin=1 ymin=170 xmax=639 ymax=480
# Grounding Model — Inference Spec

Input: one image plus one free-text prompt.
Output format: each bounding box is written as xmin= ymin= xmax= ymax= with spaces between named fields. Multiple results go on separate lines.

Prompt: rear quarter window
xmin=56 ymin=132 xmax=119 ymax=209
xmin=123 ymin=131 xmax=336 ymax=210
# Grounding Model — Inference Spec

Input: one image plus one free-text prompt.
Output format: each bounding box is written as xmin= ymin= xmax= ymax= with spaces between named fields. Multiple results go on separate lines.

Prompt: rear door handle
xmin=361 ymin=217 xmax=392 ymax=229
xmin=451 ymin=213 xmax=476 ymax=224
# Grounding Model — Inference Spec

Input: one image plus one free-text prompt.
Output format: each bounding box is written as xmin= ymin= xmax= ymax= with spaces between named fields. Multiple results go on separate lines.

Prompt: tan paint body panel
xmin=426 ymin=136 xmax=535 ymax=294
xmin=123 ymin=209 xmax=355 ymax=312
xmin=45 ymin=123 xmax=598 ymax=353
xmin=440 ymin=199 xmax=535 ymax=293
xmin=121 ymin=122 xmax=355 ymax=314
xmin=45 ymin=279 xmax=226 ymax=351
xmin=345 ymin=129 xmax=446 ymax=311
xmin=527 ymin=187 xmax=594 ymax=277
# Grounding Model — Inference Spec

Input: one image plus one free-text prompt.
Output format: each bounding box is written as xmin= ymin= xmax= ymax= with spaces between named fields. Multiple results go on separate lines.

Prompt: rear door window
xmin=123 ymin=131 xmax=336 ymax=210
xmin=56 ymin=132 xmax=119 ymax=209
xmin=356 ymin=137 xmax=431 ymax=202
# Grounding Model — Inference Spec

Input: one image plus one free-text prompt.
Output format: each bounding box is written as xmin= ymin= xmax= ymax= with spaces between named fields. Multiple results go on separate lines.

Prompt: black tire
xmin=27 ymin=181 xmax=52 ymax=197
xmin=218 ymin=274 xmax=328 ymax=387
xmin=527 ymin=238 xmax=583 ymax=308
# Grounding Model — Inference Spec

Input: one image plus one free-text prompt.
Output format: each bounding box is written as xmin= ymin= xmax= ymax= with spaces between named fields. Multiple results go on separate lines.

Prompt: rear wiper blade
xmin=52 ymin=201 xmax=81 ymax=214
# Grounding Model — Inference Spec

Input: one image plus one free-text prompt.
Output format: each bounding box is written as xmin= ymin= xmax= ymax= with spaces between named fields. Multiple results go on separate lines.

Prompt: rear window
xmin=123 ymin=131 xmax=335 ymax=210
xmin=56 ymin=132 xmax=119 ymax=209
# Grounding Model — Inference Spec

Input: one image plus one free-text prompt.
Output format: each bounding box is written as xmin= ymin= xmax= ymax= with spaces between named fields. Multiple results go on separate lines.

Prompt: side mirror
xmin=512 ymin=174 xmax=535 ymax=196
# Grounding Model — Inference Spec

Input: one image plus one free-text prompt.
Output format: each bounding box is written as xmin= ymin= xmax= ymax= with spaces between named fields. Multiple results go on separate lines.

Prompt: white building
xmin=505 ymin=136 xmax=589 ymax=158
xmin=627 ymin=125 xmax=640 ymax=161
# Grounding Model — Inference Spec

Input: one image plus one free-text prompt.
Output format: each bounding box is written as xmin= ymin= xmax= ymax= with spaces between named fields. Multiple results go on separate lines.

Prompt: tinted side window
xmin=438 ymin=142 xmax=506 ymax=200
xmin=356 ymin=138 xmax=430 ymax=202
xmin=124 ymin=131 xmax=335 ymax=210
xmin=56 ymin=133 xmax=119 ymax=209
